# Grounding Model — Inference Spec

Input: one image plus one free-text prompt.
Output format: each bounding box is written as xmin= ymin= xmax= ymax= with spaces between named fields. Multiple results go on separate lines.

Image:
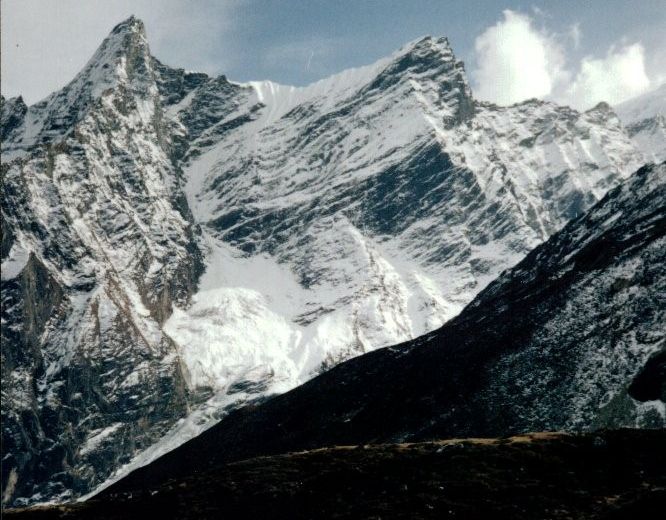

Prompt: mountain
xmin=615 ymin=83 xmax=666 ymax=163
xmin=7 ymin=430 xmax=666 ymax=520
xmin=0 ymin=16 xmax=658 ymax=506
xmin=1 ymin=18 xmax=203 ymax=505
xmin=165 ymin=38 xmax=644 ymax=388
xmin=99 ymin=162 xmax=666 ymax=497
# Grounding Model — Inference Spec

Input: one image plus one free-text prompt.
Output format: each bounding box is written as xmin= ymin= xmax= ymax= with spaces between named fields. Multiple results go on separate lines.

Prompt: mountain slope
xmin=168 ymin=38 xmax=643 ymax=383
xmin=615 ymin=83 xmax=666 ymax=163
xmin=102 ymin=162 xmax=665 ymax=496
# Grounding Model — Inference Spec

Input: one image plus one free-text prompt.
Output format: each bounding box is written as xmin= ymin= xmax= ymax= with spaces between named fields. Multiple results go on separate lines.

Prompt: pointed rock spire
xmin=80 ymin=15 xmax=152 ymax=92
xmin=365 ymin=34 xmax=474 ymax=126
xmin=2 ymin=17 xmax=158 ymax=157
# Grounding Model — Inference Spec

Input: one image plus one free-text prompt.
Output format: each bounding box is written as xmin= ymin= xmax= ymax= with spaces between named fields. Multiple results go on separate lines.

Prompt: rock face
xmin=1 ymin=18 xmax=203 ymax=505
xmin=0 ymin=16 xmax=661 ymax=506
xmin=101 ymin=163 xmax=665 ymax=496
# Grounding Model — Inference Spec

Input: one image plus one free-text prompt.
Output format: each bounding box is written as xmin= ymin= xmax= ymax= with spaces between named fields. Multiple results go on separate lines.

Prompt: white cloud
xmin=563 ymin=43 xmax=652 ymax=108
xmin=472 ymin=10 xmax=662 ymax=110
xmin=569 ymin=23 xmax=581 ymax=50
xmin=647 ymin=41 xmax=666 ymax=87
xmin=472 ymin=10 xmax=566 ymax=105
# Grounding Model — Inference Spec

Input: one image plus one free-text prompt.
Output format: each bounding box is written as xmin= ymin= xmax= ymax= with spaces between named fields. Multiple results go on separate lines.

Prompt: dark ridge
xmin=6 ymin=430 xmax=666 ymax=520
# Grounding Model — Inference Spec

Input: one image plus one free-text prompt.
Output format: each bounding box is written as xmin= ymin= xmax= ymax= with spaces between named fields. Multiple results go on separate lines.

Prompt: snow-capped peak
xmin=110 ymin=14 xmax=145 ymax=34
xmin=1 ymin=15 xmax=154 ymax=160
xmin=393 ymin=34 xmax=458 ymax=67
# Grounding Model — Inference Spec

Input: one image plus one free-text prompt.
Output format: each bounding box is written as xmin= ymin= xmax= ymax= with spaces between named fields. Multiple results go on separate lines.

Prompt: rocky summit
xmin=1 ymin=16 xmax=664 ymax=507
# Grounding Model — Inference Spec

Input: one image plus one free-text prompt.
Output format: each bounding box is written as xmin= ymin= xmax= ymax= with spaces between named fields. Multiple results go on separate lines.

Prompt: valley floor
xmin=6 ymin=429 xmax=665 ymax=519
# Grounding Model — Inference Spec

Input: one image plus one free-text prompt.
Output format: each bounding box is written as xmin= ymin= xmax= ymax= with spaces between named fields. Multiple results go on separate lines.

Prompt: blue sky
xmin=2 ymin=0 xmax=665 ymax=108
